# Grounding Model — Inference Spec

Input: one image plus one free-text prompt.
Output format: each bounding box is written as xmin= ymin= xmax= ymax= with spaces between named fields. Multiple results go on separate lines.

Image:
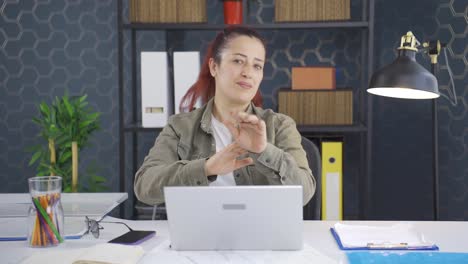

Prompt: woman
xmin=134 ymin=26 xmax=316 ymax=206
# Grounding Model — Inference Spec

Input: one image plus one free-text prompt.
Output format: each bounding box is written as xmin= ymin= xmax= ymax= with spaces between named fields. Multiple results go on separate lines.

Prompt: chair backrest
xmin=301 ymin=136 xmax=322 ymax=220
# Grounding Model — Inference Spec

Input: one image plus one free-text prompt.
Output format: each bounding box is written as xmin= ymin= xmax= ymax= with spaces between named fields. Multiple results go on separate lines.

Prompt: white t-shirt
xmin=209 ymin=115 xmax=237 ymax=186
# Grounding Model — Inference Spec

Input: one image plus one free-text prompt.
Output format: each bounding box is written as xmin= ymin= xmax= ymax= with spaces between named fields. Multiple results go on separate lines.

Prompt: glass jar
xmin=27 ymin=176 xmax=64 ymax=247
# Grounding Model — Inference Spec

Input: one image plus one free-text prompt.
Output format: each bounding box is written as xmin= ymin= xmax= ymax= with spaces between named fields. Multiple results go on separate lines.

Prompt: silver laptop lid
xmin=164 ymin=186 xmax=303 ymax=251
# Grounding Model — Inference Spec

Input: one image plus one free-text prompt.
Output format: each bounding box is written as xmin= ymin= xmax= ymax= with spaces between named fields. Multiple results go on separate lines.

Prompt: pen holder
xmin=27 ymin=176 xmax=64 ymax=247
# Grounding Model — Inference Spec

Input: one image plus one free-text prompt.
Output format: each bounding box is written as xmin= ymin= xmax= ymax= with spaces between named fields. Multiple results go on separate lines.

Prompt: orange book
xmin=292 ymin=67 xmax=336 ymax=90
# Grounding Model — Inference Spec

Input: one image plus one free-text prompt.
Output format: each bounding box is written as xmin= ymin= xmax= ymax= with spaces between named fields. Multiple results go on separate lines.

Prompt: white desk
xmin=2 ymin=218 xmax=468 ymax=264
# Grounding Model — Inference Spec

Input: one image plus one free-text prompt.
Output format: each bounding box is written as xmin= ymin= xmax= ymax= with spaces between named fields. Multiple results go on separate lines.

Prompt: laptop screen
xmin=164 ymin=186 xmax=303 ymax=250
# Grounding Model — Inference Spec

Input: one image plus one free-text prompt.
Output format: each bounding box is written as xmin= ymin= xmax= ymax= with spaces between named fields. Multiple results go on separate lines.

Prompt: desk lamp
xmin=367 ymin=31 xmax=456 ymax=220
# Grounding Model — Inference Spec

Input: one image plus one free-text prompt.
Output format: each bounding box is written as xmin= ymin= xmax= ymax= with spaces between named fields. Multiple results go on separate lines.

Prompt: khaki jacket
xmin=134 ymin=99 xmax=316 ymax=206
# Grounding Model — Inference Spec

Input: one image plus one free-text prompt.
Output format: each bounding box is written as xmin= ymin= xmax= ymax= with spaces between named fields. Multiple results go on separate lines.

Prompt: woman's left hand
xmin=225 ymin=112 xmax=267 ymax=154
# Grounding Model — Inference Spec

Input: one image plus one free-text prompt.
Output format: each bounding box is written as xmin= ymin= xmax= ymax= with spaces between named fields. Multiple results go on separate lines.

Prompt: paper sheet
xmin=334 ymin=223 xmax=434 ymax=248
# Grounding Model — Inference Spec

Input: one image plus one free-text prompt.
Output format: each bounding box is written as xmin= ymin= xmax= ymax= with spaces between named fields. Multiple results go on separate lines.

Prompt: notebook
xmin=164 ymin=186 xmax=303 ymax=250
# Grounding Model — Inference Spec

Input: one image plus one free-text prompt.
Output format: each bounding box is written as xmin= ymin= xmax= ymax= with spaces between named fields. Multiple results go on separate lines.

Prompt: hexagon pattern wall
xmin=1 ymin=0 xmax=119 ymax=193
xmin=1 ymin=0 xmax=466 ymax=220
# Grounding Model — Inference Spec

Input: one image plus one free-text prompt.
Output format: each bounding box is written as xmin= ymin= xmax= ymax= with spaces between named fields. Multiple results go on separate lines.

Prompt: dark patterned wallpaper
xmin=371 ymin=0 xmax=467 ymax=220
xmin=1 ymin=0 xmax=466 ymax=220
xmin=0 ymin=0 xmax=119 ymax=192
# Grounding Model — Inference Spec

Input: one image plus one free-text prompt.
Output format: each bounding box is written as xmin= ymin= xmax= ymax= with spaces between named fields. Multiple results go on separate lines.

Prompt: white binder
xmin=141 ymin=52 xmax=169 ymax=127
xmin=173 ymin=52 xmax=201 ymax=114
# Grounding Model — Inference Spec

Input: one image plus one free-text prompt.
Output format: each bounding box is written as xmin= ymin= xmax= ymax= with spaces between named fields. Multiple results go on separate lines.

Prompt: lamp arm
xmin=441 ymin=48 xmax=457 ymax=106
xmin=420 ymin=41 xmax=457 ymax=106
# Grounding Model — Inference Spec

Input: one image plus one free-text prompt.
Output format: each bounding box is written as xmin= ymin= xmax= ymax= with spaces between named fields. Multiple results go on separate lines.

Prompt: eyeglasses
xmin=84 ymin=216 xmax=133 ymax=238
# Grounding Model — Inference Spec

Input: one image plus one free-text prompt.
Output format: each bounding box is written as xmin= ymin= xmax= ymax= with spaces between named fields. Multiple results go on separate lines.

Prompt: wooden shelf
xmin=123 ymin=21 xmax=369 ymax=30
xmin=124 ymin=122 xmax=367 ymax=134
xmin=123 ymin=123 xmax=163 ymax=132
xmin=297 ymin=123 xmax=367 ymax=134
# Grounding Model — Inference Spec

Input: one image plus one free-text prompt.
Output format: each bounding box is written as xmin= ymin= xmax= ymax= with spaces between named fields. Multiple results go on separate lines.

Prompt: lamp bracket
xmin=397 ymin=31 xmax=419 ymax=52
xmin=398 ymin=31 xmax=446 ymax=65
xmin=422 ymin=40 xmax=445 ymax=64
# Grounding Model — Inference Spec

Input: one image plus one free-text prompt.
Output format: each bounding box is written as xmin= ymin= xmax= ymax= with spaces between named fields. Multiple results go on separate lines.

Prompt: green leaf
xmin=79 ymin=101 xmax=89 ymax=108
xmin=60 ymin=137 xmax=72 ymax=149
xmin=29 ymin=151 xmax=42 ymax=166
xmin=39 ymin=102 xmax=50 ymax=117
xmin=63 ymin=96 xmax=73 ymax=117
xmin=50 ymin=109 xmax=57 ymax=125
xmin=37 ymin=170 xmax=49 ymax=177
xmin=88 ymin=112 xmax=100 ymax=120
xmin=32 ymin=117 xmax=41 ymax=125
xmin=79 ymin=94 xmax=88 ymax=103
xmin=58 ymin=151 xmax=72 ymax=163
xmin=79 ymin=119 xmax=95 ymax=129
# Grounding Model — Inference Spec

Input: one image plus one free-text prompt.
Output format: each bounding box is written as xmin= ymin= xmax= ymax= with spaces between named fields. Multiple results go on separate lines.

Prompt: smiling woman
xmin=179 ymin=26 xmax=265 ymax=113
xmin=133 ymin=26 xmax=316 ymax=206
xmin=210 ymin=35 xmax=265 ymax=110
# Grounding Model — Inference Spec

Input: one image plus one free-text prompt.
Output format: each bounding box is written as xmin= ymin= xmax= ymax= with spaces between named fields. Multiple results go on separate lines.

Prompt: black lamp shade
xmin=367 ymin=50 xmax=439 ymax=99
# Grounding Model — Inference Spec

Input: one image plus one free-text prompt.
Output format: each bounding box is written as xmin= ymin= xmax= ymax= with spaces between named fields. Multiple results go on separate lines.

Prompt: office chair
xmin=150 ymin=137 xmax=322 ymax=220
xmin=301 ymin=136 xmax=322 ymax=220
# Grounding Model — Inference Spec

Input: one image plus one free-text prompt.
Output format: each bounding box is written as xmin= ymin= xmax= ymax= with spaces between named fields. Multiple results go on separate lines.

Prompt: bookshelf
xmin=118 ymin=0 xmax=375 ymax=219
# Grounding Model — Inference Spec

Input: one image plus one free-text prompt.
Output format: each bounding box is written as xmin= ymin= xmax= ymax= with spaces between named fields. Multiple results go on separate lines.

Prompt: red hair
xmin=179 ymin=26 xmax=265 ymax=112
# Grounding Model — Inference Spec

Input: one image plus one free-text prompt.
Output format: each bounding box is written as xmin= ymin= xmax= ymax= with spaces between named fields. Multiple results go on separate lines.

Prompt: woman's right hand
xmin=204 ymin=143 xmax=253 ymax=176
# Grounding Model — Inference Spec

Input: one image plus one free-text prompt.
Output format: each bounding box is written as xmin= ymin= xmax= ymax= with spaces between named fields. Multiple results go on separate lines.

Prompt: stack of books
xmin=275 ymin=0 xmax=350 ymax=22
xmin=278 ymin=67 xmax=353 ymax=125
xmin=129 ymin=0 xmax=206 ymax=23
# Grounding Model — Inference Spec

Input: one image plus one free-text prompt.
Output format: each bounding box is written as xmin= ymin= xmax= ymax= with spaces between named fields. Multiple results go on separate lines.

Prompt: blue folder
xmin=346 ymin=251 xmax=468 ymax=264
xmin=330 ymin=228 xmax=439 ymax=251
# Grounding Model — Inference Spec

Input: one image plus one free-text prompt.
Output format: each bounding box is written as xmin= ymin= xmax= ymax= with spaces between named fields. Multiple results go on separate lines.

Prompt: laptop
xmin=164 ymin=186 xmax=303 ymax=250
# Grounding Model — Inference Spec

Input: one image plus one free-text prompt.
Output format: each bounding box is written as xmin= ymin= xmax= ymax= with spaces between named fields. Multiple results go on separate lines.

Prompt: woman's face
xmin=210 ymin=35 xmax=265 ymax=106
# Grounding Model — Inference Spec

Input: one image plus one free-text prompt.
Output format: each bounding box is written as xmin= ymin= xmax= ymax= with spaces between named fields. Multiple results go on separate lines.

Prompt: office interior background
xmin=0 ymin=0 xmax=466 ymax=220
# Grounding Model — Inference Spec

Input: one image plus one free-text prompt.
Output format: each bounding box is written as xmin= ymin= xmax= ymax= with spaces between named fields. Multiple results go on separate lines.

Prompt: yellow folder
xmin=321 ymin=142 xmax=343 ymax=220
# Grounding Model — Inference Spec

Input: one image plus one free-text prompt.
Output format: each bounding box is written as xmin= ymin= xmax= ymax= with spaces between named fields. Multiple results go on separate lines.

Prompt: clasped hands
xmin=204 ymin=112 xmax=267 ymax=176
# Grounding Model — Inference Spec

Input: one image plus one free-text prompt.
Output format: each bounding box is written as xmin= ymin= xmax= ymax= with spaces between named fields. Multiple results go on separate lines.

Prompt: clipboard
xmin=330 ymin=228 xmax=439 ymax=250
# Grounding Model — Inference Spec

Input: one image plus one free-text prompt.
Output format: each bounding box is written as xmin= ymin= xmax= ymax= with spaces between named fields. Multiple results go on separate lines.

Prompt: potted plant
xmin=28 ymin=94 xmax=105 ymax=192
